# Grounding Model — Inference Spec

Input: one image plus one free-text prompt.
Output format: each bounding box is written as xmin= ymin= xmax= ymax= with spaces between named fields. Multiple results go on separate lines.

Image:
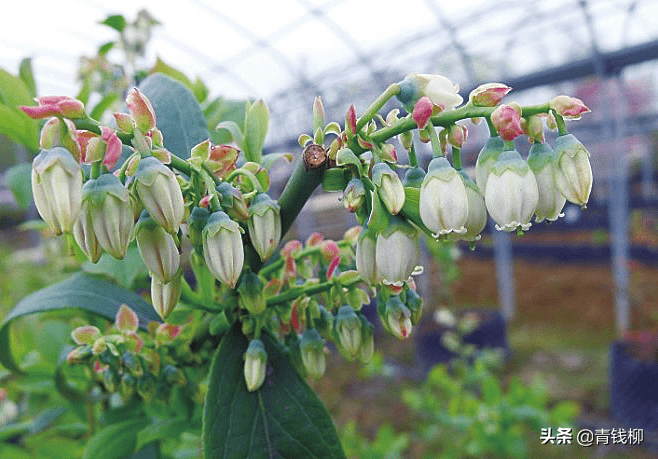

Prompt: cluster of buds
xmin=66 ymin=305 xmax=191 ymax=404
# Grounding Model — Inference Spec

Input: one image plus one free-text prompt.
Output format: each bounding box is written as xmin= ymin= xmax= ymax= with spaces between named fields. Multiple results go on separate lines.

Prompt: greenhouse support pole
xmin=493 ymin=223 xmax=515 ymax=322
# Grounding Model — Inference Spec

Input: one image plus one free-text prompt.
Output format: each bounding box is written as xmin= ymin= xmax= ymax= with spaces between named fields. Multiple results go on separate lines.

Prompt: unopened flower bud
xmin=412 ymin=96 xmax=434 ymax=129
xmin=446 ymin=124 xmax=468 ymax=148
xmin=552 ymin=134 xmax=593 ymax=208
xmin=187 ymin=206 xmax=210 ymax=248
xmin=202 ymin=211 xmax=244 ymax=288
xmin=385 ymin=295 xmax=412 ymax=339
xmin=468 ymin=83 xmax=511 ymax=107
xmin=527 ymin=142 xmax=566 ymax=222
xmin=405 ymin=288 xmax=423 ymax=325
xmin=67 ymin=345 xmax=92 ymax=364
xmin=216 ymin=182 xmax=249 ymax=221
xmin=31 ymin=147 xmax=83 ymax=235
xmin=135 ymin=156 xmax=185 ymax=234
xmin=40 ymin=118 xmax=81 ymax=160
xmin=355 ymin=226 xmax=378 ymax=285
xmin=248 ymin=193 xmax=281 ymax=262
xmin=136 ymin=211 xmax=180 ymax=283
xmin=474 ymin=136 xmax=504 ymax=192
xmin=150 ymin=272 xmax=182 ymax=320
xmin=550 ymin=95 xmax=590 ymax=119
xmin=358 ymin=317 xmax=375 ymax=364
xmin=300 ymin=329 xmax=326 ymax=378
xmin=20 ymin=95 xmax=85 ymax=119
xmin=71 ymin=325 xmax=101 ymax=345
xmin=238 ymin=271 xmax=267 ymax=315
xmin=80 ymin=174 xmax=134 ymax=259
xmin=419 ymin=157 xmax=469 ymax=237
xmin=116 ymin=304 xmax=139 ymax=334
xmin=244 ymin=339 xmax=267 ymax=392
xmin=491 ymin=104 xmax=523 ymax=141
xmin=376 ymin=216 xmax=419 ymax=286
xmin=126 ymin=88 xmax=156 ymax=133
xmin=114 ymin=112 xmax=135 ymax=134
xmin=524 ymin=115 xmax=545 ymax=144
xmin=334 ymin=305 xmax=362 ymax=358
xmin=485 ymin=150 xmax=538 ymax=232
xmin=73 ymin=205 xmax=103 ymax=263
xmin=372 ymin=163 xmax=405 ymax=215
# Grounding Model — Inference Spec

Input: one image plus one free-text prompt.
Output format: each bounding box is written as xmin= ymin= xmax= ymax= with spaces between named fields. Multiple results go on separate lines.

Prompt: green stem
xmin=267 ymin=276 xmax=362 ymax=307
xmin=356 ymin=83 xmax=401 ymax=131
xmin=485 ymin=117 xmax=498 ymax=137
xmin=408 ymin=144 xmax=418 ymax=168
xmin=552 ymin=110 xmax=569 ymax=136
xmin=277 ymin=158 xmax=324 ymax=238
xmin=90 ymin=161 xmax=102 ymax=179
xmin=168 ymin=154 xmax=192 ymax=177
xmin=117 ymin=152 xmax=139 ymax=184
xmin=427 ymin=125 xmax=442 ymax=158
xmin=452 ymin=147 xmax=462 ymax=170
xmin=180 ymin=279 xmax=222 ymax=313
xmin=225 ymin=168 xmax=263 ymax=193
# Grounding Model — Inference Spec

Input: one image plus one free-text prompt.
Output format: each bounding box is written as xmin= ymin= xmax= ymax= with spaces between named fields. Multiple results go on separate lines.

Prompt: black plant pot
xmin=415 ymin=308 xmax=508 ymax=371
xmin=610 ymin=340 xmax=658 ymax=430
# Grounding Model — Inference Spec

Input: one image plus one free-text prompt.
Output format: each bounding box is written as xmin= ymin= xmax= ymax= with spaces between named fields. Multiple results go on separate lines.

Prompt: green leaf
xmin=481 ymin=377 xmax=502 ymax=405
xmin=136 ymin=418 xmax=198 ymax=452
xmin=98 ymin=41 xmax=116 ymax=56
xmin=82 ymin=241 xmax=148 ymax=289
xmin=335 ymin=149 xmax=362 ymax=176
xmin=216 ymin=120 xmax=244 ymax=151
xmin=203 ymin=323 xmax=346 ymax=459
xmin=0 ymin=272 xmax=160 ymax=374
xmin=204 ymin=97 xmax=246 ymax=145
xmin=90 ymin=92 xmax=119 ymax=120
xmin=261 ymin=152 xmax=293 ymax=172
xmin=101 ymin=15 xmax=126 ymax=33
xmin=19 ymin=58 xmax=37 ymax=98
xmin=83 ymin=418 xmax=149 ymax=459
xmin=243 ymin=100 xmax=269 ymax=163
xmin=4 ymin=163 xmax=32 ymax=209
xmin=0 ymin=104 xmax=39 ymax=152
xmin=137 ymin=73 xmax=210 ymax=160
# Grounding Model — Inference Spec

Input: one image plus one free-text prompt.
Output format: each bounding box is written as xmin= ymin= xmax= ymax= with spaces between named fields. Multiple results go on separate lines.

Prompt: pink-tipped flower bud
xmin=491 ymin=104 xmax=523 ymax=141
xmin=100 ymin=127 xmax=123 ymax=170
xmin=244 ymin=339 xmax=267 ymax=392
xmin=116 ymin=304 xmax=139 ymax=335
xmin=126 ymin=88 xmax=156 ymax=133
xmin=385 ymin=295 xmax=413 ymax=339
xmin=342 ymin=178 xmax=366 ymax=212
xmin=248 ymin=193 xmax=282 ymax=262
xmin=376 ymin=216 xmax=419 ymax=286
xmin=300 ymin=329 xmax=326 ymax=378
xmin=150 ymin=273 xmax=182 ymax=320
xmin=31 ymin=147 xmax=83 ymax=235
xmin=523 ymin=115 xmax=545 ymax=144
xmin=345 ymin=105 xmax=357 ymax=138
xmin=135 ymin=157 xmax=185 ymax=234
xmin=468 ymin=83 xmax=511 ymax=107
xmin=40 ymin=118 xmax=81 ymax=160
xmin=550 ymin=95 xmax=590 ymax=119
xmin=552 ymin=134 xmax=593 ymax=208
xmin=80 ymin=174 xmax=135 ymax=259
xmin=71 ymin=325 xmax=101 ymax=346
xmin=20 ymin=95 xmax=85 ymax=119
xmin=114 ymin=112 xmax=135 ymax=134
xmin=135 ymin=211 xmax=180 ymax=283
xmin=527 ymin=142 xmax=566 ymax=223
xmin=412 ymin=96 xmax=434 ymax=129
xmin=334 ymin=305 xmax=362 ymax=359
xmin=447 ymin=124 xmax=468 ymax=148
xmin=485 ymin=150 xmax=539 ymax=232
xmin=372 ymin=163 xmax=405 ymax=215
xmin=202 ymin=211 xmax=244 ymax=288
xmin=419 ymin=157 xmax=469 ymax=237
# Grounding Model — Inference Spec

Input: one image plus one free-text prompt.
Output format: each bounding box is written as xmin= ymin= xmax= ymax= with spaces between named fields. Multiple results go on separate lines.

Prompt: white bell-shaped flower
xmin=552 ymin=134 xmax=593 ymax=208
xmin=375 ymin=216 xmax=419 ymax=286
xmin=202 ymin=211 xmax=244 ymax=288
xmin=527 ymin=142 xmax=566 ymax=223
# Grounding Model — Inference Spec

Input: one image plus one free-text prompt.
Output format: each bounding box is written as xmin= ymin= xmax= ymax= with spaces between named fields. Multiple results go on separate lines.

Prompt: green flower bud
xmin=103 ymin=368 xmax=119 ymax=392
xmin=342 ymin=178 xmax=366 ymax=212
xmin=244 ymin=339 xmax=267 ymax=392
xmin=136 ymin=211 xmax=180 ymax=283
xmin=187 ymin=207 xmax=210 ymax=248
xmin=300 ymin=329 xmax=326 ymax=378
xmin=372 ymin=162 xmax=405 ymax=215
xmin=237 ymin=271 xmax=267 ymax=315
xmin=150 ymin=272 xmax=182 ymax=320
xmin=121 ymin=350 xmax=143 ymax=378
xmin=248 ymin=193 xmax=281 ymax=262
xmin=80 ymin=174 xmax=134 ymax=259
xmin=527 ymin=142 xmax=566 ymax=222
xmin=419 ymin=157 xmax=469 ymax=237
xmin=202 ymin=211 xmax=244 ymax=288
xmin=216 ymin=182 xmax=250 ymax=222
xmin=31 ymin=147 xmax=82 ymax=235
xmin=385 ymin=295 xmax=412 ymax=339
xmin=334 ymin=305 xmax=362 ymax=359
xmin=135 ymin=156 xmax=185 ymax=234
xmin=484 ymin=150 xmax=538 ymax=232
xmin=358 ymin=316 xmax=375 ymax=364
xmin=73 ymin=207 xmax=103 ymax=263
xmin=405 ymin=288 xmax=423 ymax=325
xmin=553 ymin=134 xmax=593 ymax=208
